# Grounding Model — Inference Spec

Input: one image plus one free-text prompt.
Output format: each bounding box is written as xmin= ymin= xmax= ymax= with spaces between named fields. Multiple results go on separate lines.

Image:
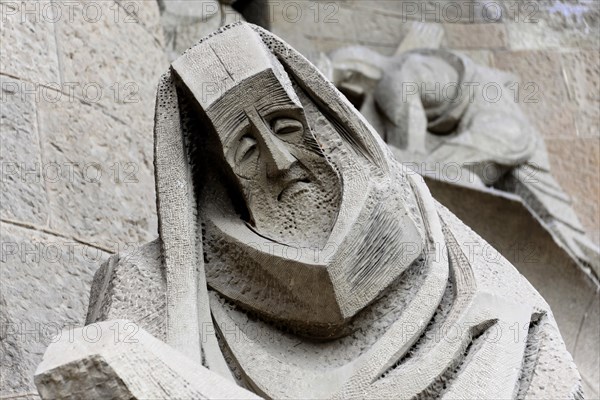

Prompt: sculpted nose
xmin=250 ymin=116 xmax=296 ymax=178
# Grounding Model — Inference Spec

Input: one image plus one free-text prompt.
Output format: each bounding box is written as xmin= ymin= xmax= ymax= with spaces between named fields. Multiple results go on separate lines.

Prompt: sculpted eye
xmin=235 ymin=136 xmax=257 ymax=165
xmin=272 ymin=118 xmax=303 ymax=136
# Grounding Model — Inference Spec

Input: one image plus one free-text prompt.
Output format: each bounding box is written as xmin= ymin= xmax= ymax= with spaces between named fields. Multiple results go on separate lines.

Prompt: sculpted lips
xmin=277 ymin=177 xmax=311 ymax=201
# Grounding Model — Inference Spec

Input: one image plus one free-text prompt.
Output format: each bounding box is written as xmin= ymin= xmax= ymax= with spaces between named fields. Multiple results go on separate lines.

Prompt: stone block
xmin=270 ymin=3 xmax=405 ymax=57
xmin=34 ymin=320 xmax=261 ymax=399
xmin=560 ymin=50 xmax=600 ymax=138
xmin=345 ymin=0 xmax=504 ymax=23
xmin=546 ymin=138 xmax=600 ymax=246
xmin=444 ymin=23 xmax=508 ymax=49
xmin=572 ymin=291 xmax=599 ymax=398
xmin=348 ymin=8 xmax=406 ymax=48
xmin=457 ymin=50 xmax=494 ymax=67
xmin=504 ymin=1 xmax=600 ymax=51
xmin=0 ymin=75 xmax=49 ymax=226
xmin=0 ymin=222 xmax=108 ymax=395
xmin=114 ymin=0 xmax=163 ymax=43
xmin=0 ymin=0 xmax=60 ymax=84
xmin=53 ymin=0 xmax=168 ymax=138
xmin=37 ymin=92 xmax=157 ymax=250
xmin=493 ymin=50 xmax=578 ymax=140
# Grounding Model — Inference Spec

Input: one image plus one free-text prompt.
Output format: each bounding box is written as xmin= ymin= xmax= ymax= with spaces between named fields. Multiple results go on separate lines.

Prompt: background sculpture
xmin=323 ymin=25 xmax=600 ymax=277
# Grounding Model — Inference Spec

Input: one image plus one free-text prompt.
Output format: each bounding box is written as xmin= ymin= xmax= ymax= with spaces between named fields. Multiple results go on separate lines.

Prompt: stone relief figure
xmin=35 ymin=23 xmax=582 ymax=399
xmin=324 ymin=28 xmax=599 ymax=277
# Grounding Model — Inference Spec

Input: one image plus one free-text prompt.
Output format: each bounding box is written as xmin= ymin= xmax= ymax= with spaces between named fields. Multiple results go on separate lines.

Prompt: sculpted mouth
xmin=278 ymin=178 xmax=311 ymax=201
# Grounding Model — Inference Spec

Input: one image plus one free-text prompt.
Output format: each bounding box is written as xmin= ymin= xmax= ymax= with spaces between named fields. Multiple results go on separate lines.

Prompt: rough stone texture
xmin=0 ymin=222 xmax=108 ymax=396
xmin=493 ymin=50 xmax=578 ymax=140
xmin=53 ymin=0 xmax=168 ymax=137
xmin=264 ymin=1 xmax=599 ymax=392
xmin=443 ymin=23 xmax=508 ymax=49
xmin=0 ymin=291 xmax=30 ymax=396
xmin=115 ymin=0 xmax=164 ymax=43
xmin=0 ymin=0 xmax=597 ymax=397
xmin=35 ymin=321 xmax=260 ymax=399
xmin=41 ymin=23 xmax=582 ymax=400
xmin=0 ymin=0 xmax=60 ymax=84
xmin=266 ymin=0 xmax=600 ymax=250
xmin=426 ymin=179 xmax=599 ymax=398
xmin=37 ymin=92 xmax=157 ymax=251
xmin=269 ymin=1 xmax=406 ymax=57
xmin=560 ymin=50 xmax=600 ymax=139
xmin=0 ymin=0 xmax=166 ymax=396
xmin=546 ymin=138 xmax=600 ymax=246
xmin=159 ymin=0 xmax=245 ymax=61
xmin=0 ymin=76 xmax=49 ymax=226
xmin=493 ymin=50 xmax=600 ymax=244
xmin=504 ymin=0 xmax=600 ymax=51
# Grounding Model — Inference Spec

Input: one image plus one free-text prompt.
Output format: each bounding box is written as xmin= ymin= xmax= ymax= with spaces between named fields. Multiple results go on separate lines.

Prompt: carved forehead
xmin=172 ymin=23 xmax=300 ymax=111
xmin=205 ymin=71 xmax=303 ymax=145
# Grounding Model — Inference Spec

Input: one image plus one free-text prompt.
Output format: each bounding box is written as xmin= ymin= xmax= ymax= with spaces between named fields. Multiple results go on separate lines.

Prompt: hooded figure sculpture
xmin=35 ymin=23 xmax=583 ymax=400
xmin=326 ymin=41 xmax=599 ymax=277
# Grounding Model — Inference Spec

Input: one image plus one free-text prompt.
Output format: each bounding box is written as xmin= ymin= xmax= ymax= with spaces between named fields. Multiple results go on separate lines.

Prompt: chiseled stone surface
xmin=0 ymin=76 xmax=49 ymax=226
xmin=443 ymin=22 xmax=508 ymax=49
xmin=0 ymin=0 xmax=164 ymax=396
xmin=114 ymin=0 xmax=163 ymax=43
xmin=35 ymin=320 xmax=260 ymax=400
xmin=0 ymin=292 xmax=30 ymax=396
xmin=493 ymin=50 xmax=578 ymax=140
xmin=493 ymin=49 xmax=600 ymax=244
xmin=560 ymin=50 xmax=600 ymax=139
xmin=37 ymin=92 xmax=157 ymax=250
xmin=39 ymin=23 xmax=582 ymax=400
xmin=426 ymin=179 xmax=599 ymax=398
xmin=159 ymin=0 xmax=246 ymax=61
xmin=546 ymin=138 xmax=600 ymax=246
xmin=53 ymin=0 xmax=168 ymax=137
xmin=0 ymin=222 xmax=108 ymax=396
xmin=0 ymin=0 xmax=60 ymax=84
xmin=505 ymin=1 xmax=600 ymax=51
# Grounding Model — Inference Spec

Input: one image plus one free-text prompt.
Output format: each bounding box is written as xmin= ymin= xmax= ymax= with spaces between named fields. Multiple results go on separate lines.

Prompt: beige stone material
xmin=35 ymin=23 xmax=582 ymax=399
xmin=0 ymin=76 xmax=49 ymax=226
xmin=0 ymin=0 xmax=60 ymax=84
xmin=37 ymin=93 xmax=157 ymax=250
xmin=0 ymin=1 xmax=167 ymax=395
xmin=425 ymin=178 xmax=599 ymax=398
xmin=326 ymin=31 xmax=599 ymax=276
xmin=444 ymin=23 xmax=508 ymax=49
xmin=54 ymin=0 xmax=168 ymax=137
xmin=1 ymin=222 xmax=108 ymax=395
xmin=35 ymin=320 xmax=260 ymax=399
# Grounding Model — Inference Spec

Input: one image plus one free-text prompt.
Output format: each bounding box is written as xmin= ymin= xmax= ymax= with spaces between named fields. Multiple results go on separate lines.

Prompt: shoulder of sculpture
xmin=434 ymin=200 xmax=548 ymax=308
xmin=85 ymin=238 xmax=167 ymax=340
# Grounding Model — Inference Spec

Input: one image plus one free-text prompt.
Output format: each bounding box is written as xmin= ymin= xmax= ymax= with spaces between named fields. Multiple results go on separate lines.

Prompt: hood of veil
xmin=152 ymin=22 xmax=425 ymax=370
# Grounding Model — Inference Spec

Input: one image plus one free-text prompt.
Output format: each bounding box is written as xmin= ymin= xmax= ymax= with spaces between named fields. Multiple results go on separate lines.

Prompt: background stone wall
xmin=1 ymin=0 xmax=598 ymax=398
xmin=266 ymin=0 xmax=600 ymax=246
xmin=0 ymin=0 xmax=167 ymax=396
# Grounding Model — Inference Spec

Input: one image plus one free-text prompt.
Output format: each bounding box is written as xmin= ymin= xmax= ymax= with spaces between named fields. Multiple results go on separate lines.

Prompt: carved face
xmin=207 ymin=80 xmax=342 ymax=248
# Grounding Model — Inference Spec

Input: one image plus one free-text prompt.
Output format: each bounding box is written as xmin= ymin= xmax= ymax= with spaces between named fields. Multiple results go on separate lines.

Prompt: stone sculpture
xmin=325 ymin=29 xmax=600 ymax=277
xmin=35 ymin=23 xmax=583 ymax=399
